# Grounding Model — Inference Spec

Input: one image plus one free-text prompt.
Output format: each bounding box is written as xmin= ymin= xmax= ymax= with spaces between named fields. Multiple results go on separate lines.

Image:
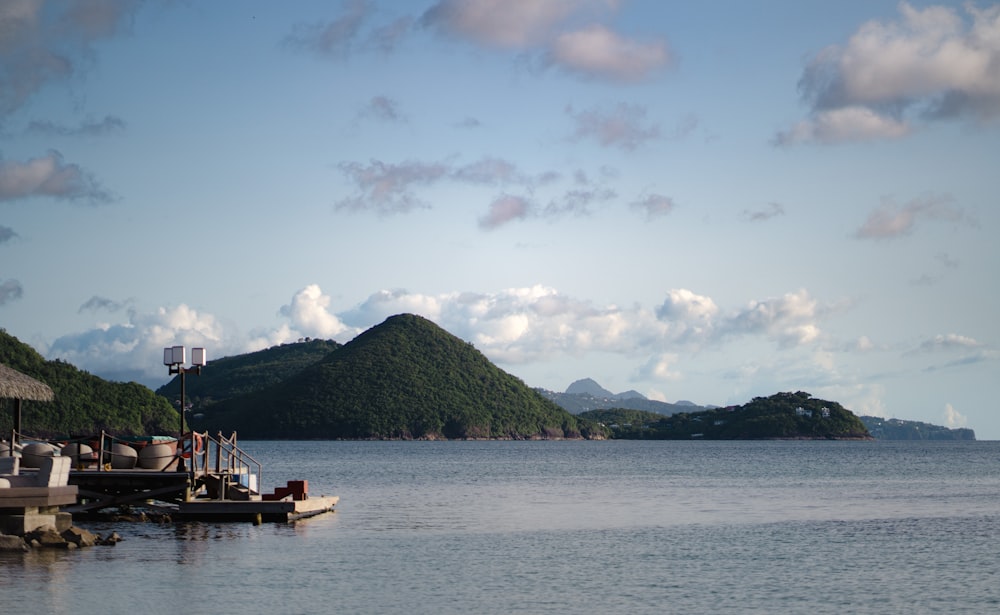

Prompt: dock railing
xmin=183 ymin=430 xmax=262 ymax=499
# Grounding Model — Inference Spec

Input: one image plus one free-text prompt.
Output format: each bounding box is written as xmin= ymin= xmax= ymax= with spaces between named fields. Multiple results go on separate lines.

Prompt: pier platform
xmin=24 ymin=430 xmax=339 ymax=524
xmin=176 ymin=495 xmax=339 ymax=522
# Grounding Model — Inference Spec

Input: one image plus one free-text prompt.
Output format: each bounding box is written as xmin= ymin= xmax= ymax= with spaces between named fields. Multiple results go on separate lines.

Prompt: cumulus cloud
xmin=0 ymin=278 xmax=24 ymax=305
xmin=48 ymin=303 xmax=226 ymax=386
xmin=422 ymin=0 xmax=670 ymax=82
xmin=37 ymin=282 xmax=837 ymax=391
xmin=944 ymin=403 xmax=967 ymax=428
xmin=777 ymin=2 xmax=1000 ymax=144
xmin=337 ymin=284 xmax=826 ymax=367
xmin=567 ymin=103 xmax=661 ymax=151
xmin=855 ymin=193 xmax=965 ymax=239
xmin=24 ymin=115 xmax=126 ymax=137
xmin=720 ymin=289 xmax=822 ymax=348
xmin=277 ymin=284 xmax=357 ymax=339
xmin=657 ymin=288 xmax=718 ymax=322
xmin=0 ymin=150 xmax=112 ymax=203
xmin=636 ymin=353 xmax=682 ymax=382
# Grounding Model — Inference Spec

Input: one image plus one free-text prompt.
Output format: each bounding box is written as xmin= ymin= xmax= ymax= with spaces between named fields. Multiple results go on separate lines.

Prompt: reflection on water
xmin=2 ymin=441 xmax=999 ymax=615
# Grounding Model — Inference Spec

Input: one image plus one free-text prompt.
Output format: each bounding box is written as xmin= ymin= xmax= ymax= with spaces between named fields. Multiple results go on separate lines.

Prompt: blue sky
xmin=1 ymin=1 xmax=998 ymax=436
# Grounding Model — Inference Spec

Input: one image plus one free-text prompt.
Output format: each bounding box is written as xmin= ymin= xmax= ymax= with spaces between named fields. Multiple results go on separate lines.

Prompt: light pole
xmin=163 ymin=346 xmax=206 ymax=470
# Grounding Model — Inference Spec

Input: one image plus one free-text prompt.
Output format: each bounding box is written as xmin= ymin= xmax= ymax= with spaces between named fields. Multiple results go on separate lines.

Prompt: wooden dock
xmin=176 ymin=495 xmax=340 ymax=522
xmin=50 ymin=430 xmax=339 ymax=523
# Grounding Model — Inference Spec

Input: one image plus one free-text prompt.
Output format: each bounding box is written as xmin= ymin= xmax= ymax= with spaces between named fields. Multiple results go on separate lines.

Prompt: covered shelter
xmin=0 ymin=364 xmax=54 ymax=444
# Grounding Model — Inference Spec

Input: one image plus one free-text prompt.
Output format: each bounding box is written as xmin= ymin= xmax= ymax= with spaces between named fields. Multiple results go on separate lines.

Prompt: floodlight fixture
xmin=162 ymin=345 xmax=208 ymax=445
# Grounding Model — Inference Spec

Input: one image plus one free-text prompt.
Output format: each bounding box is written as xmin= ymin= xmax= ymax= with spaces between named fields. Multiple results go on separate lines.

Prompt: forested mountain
xmin=0 ymin=329 xmax=177 ymax=438
xmin=580 ymin=391 xmax=870 ymax=440
xmin=860 ymin=416 xmax=975 ymax=440
xmin=194 ymin=314 xmax=605 ymax=440
xmin=156 ymin=338 xmax=340 ymax=410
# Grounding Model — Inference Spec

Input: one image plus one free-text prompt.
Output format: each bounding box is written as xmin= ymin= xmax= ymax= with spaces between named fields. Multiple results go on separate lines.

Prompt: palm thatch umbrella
xmin=0 ymin=363 xmax=55 ymax=443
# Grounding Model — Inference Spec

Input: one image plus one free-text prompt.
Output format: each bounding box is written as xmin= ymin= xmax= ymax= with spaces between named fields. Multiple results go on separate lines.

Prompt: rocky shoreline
xmin=0 ymin=524 xmax=122 ymax=552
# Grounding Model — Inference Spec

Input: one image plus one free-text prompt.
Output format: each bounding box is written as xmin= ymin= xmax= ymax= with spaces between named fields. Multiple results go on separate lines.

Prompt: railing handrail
xmin=181 ymin=430 xmax=262 ymax=495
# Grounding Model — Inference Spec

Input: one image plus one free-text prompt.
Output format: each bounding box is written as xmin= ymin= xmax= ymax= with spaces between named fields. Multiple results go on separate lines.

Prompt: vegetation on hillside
xmin=156 ymin=338 xmax=340 ymax=410
xmin=0 ymin=329 xmax=178 ymax=438
xmin=860 ymin=416 xmax=975 ymax=440
xmin=195 ymin=314 xmax=606 ymax=440
xmin=580 ymin=391 xmax=870 ymax=440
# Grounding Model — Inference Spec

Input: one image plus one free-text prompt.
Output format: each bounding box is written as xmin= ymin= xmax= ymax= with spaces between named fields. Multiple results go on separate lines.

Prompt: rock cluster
xmin=0 ymin=525 xmax=122 ymax=552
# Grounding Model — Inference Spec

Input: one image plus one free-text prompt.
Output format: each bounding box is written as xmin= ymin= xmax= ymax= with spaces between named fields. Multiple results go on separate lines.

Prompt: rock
xmin=62 ymin=527 xmax=97 ymax=548
xmin=97 ymin=531 xmax=122 ymax=546
xmin=0 ymin=534 xmax=28 ymax=552
xmin=27 ymin=525 xmax=70 ymax=549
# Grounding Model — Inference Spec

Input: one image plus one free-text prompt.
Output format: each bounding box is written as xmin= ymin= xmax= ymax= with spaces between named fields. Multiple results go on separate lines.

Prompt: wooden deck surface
xmin=176 ymin=495 xmax=339 ymax=522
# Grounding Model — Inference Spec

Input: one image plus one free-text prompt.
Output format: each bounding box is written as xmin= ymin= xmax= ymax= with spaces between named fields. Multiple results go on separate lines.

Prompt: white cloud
xmin=774 ymin=106 xmax=911 ymax=145
xmin=422 ymin=0 xmax=668 ymax=83
xmin=721 ymin=290 xmax=822 ymax=348
xmin=636 ymin=353 xmax=682 ymax=382
xmin=944 ymin=403 xmax=967 ymax=428
xmin=37 ymin=284 xmax=834 ymax=394
xmin=277 ymin=285 xmax=357 ymax=339
xmin=421 ymin=0 xmax=585 ymax=48
xmin=48 ymin=303 xmax=227 ymax=386
xmin=549 ymin=24 xmax=669 ymax=82
xmin=779 ymin=2 xmax=1000 ymax=144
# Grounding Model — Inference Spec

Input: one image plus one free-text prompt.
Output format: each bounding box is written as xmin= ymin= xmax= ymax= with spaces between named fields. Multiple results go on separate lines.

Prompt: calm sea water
xmin=2 ymin=440 xmax=998 ymax=614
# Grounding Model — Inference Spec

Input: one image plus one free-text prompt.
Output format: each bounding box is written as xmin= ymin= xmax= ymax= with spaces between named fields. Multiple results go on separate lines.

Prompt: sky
xmin=1 ymin=1 xmax=998 ymax=436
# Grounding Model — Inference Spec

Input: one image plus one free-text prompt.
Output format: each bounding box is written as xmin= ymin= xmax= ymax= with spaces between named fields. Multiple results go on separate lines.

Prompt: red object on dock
xmin=262 ymin=480 xmax=308 ymax=501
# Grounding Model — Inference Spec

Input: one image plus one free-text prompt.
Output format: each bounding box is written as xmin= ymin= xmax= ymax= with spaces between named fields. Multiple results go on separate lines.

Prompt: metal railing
xmin=182 ymin=430 xmax=262 ymax=498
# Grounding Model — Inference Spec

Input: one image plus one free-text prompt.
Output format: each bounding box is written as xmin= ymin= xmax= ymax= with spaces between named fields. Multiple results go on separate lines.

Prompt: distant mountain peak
xmin=566 ymin=378 xmax=614 ymax=397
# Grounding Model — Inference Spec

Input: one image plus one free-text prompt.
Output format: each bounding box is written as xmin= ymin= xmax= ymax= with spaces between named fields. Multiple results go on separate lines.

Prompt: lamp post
xmin=164 ymin=346 xmax=206 ymax=470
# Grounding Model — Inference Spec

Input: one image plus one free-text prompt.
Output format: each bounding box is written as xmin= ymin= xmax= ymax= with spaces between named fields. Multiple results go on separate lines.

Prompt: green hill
xmin=194 ymin=314 xmax=605 ymax=440
xmin=860 ymin=416 xmax=975 ymax=440
xmin=581 ymin=391 xmax=870 ymax=440
xmin=155 ymin=338 xmax=341 ymax=411
xmin=0 ymin=329 xmax=178 ymax=438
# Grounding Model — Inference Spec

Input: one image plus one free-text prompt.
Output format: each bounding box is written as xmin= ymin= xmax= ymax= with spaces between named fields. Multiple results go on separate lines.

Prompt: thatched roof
xmin=0 ymin=363 xmax=54 ymax=402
